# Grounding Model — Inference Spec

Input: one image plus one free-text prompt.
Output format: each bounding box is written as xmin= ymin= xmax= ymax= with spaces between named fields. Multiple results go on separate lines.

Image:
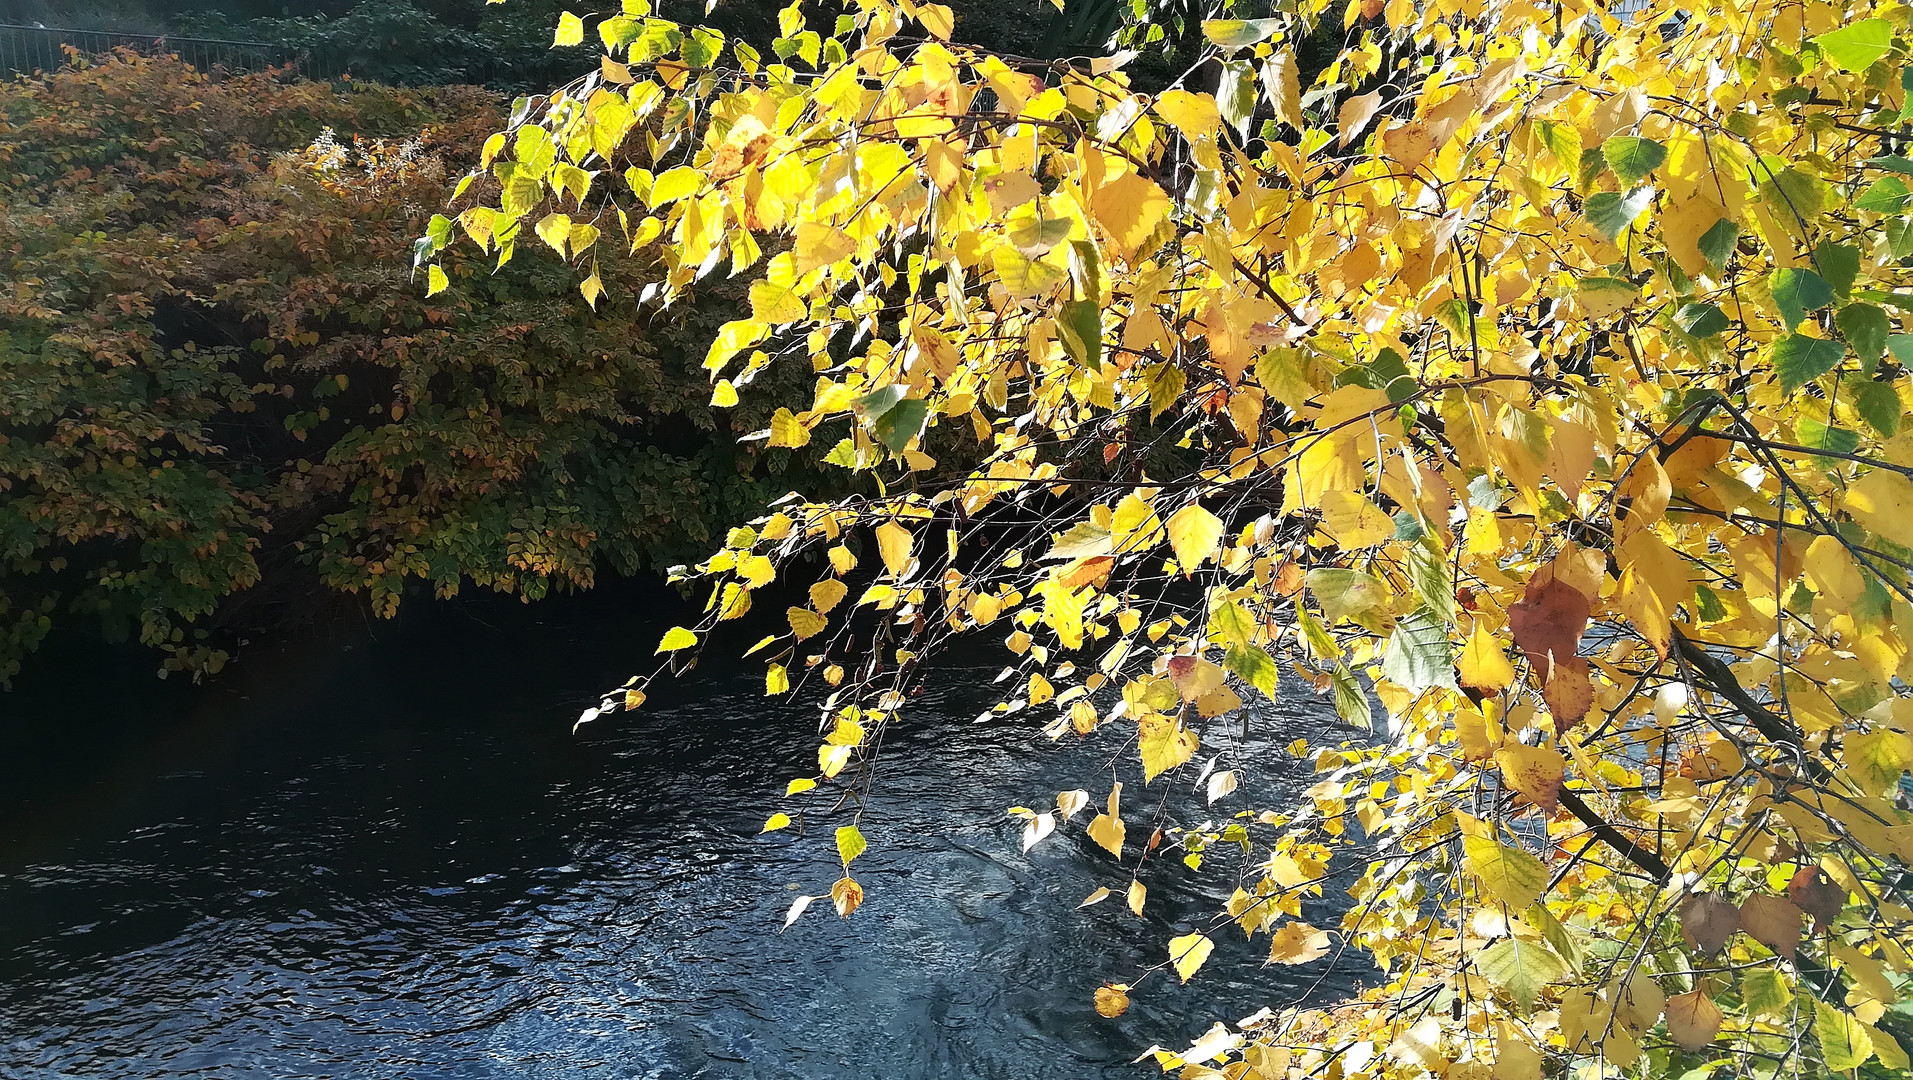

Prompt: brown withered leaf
xmin=1273 ymin=558 xmax=1306 ymax=597
xmin=1738 ymin=893 xmax=1804 ymax=959
xmin=1543 ymin=656 xmax=1594 ymax=728
xmin=1679 ymin=893 xmax=1740 ymax=954
xmin=1787 ymin=866 xmax=1846 ymax=932
xmin=1509 ymin=576 xmax=1593 ymax=724
xmin=1058 ymin=555 xmax=1115 ymax=591
xmin=1665 ymin=990 xmax=1723 ymax=1051
xmin=1094 ymin=984 xmax=1131 ymax=1017
xmin=831 ymin=876 xmax=864 ymax=918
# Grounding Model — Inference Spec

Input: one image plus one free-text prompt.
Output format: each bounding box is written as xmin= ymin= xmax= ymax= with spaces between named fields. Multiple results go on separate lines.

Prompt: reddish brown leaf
xmin=1273 ymin=558 xmax=1306 ymax=597
xmin=1679 ymin=893 xmax=1740 ymax=954
xmin=1509 ymin=576 xmax=1590 ymax=668
xmin=1665 ymin=990 xmax=1724 ymax=1051
xmin=1058 ymin=555 xmax=1115 ymax=591
xmin=1787 ymin=867 xmax=1846 ymax=932
xmin=1543 ymin=656 xmax=1594 ymax=728
xmin=1509 ymin=576 xmax=1592 ymax=724
xmin=831 ymin=876 xmax=864 ymax=918
xmin=1738 ymin=893 xmax=1804 ymax=959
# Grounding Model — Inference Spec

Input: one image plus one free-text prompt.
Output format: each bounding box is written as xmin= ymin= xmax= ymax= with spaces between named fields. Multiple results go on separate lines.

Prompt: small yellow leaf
xmin=553 ymin=10 xmax=584 ymax=46
xmin=1127 ymin=879 xmax=1146 ymax=916
xmin=1459 ymin=622 xmax=1516 ymax=693
xmin=1086 ymin=783 xmax=1126 ymax=857
xmin=761 ymin=812 xmax=792 ymax=833
xmin=785 ymin=777 xmax=816 ymax=796
xmin=1267 ymin=921 xmax=1331 ymax=964
xmin=875 ymin=521 xmax=914 ymax=576
xmin=810 ymin=578 xmax=848 ymax=614
xmin=788 ymin=607 xmax=828 ymax=639
xmin=710 ymin=380 xmax=739 ymax=407
xmin=1094 ymin=984 xmax=1130 ymax=1017
xmin=656 ymin=626 xmax=698 ymax=652
xmin=830 ymin=876 xmax=864 ymax=918
xmin=1165 ymin=504 xmax=1225 ymax=570
xmin=1495 ymin=744 xmax=1566 ymax=813
xmin=425 ymin=264 xmax=449 ymax=296
xmin=766 ymin=663 xmax=790 ymax=694
xmin=1168 ymin=931 xmax=1215 ymax=982
xmin=1155 ymin=89 xmax=1220 ymax=140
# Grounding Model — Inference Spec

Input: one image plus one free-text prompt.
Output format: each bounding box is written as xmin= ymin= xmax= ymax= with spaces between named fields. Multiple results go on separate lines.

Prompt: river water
xmin=0 ymin=580 xmax=1364 ymax=1078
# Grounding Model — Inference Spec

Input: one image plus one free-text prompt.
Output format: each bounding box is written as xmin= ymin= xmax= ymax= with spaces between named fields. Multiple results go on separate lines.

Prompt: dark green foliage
xmin=0 ymin=53 xmax=822 ymax=682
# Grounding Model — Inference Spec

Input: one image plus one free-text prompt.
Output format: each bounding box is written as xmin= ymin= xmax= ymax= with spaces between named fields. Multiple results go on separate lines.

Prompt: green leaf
xmin=1602 ymin=136 xmax=1667 ymax=186
xmin=1305 ymin=568 xmax=1390 ymax=623
xmin=1532 ymin=120 xmax=1582 ymax=171
xmin=871 ymin=398 xmax=928 ymax=454
xmin=1224 ymin=643 xmax=1280 ymax=699
xmin=1815 ymin=242 xmax=1860 ymax=295
xmin=425 ymin=213 xmax=454 ymax=249
xmin=1057 ymin=299 xmax=1102 ymax=372
xmin=1463 ymin=827 xmax=1548 ymax=910
xmin=1216 ymin=59 xmax=1258 ymax=139
xmin=1674 ymin=302 xmax=1729 ymax=337
xmin=1406 ymin=536 xmax=1455 ymax=624
xmin=1890 ymin=333 xmax=1913 ymax=366
xmin=1742 ymin=969 xmax=1793 ymax=1018
xmin=1330 ymin=665 xmax=1371 ymax=730
xmin=1209 ymin=601 xmax=1256 ymax=648
xmin=1837 ymin=302 xmax=1889 ymax=365
xmin=1855 ymin=382 xmax=1902 ymax=437
xmin=857 ymin=384 xmax=907 ymax=419
xmin=1855 ymin=176 xmax=1913 ymax=213
xmin=1868 ymin=154 xmax=1913 ymax=175
xmin=1379 ymin=606 xmax=1456 ymax=693
xmin=1797 ymin=417 xmax=1859 ymax=455
xmin=1476 ymin=937 xmax=1568 ymax=1010
xmin=1697 ymin=217 xmax=1740 ymax=272
xmin=1814 ymin=18 xmax=1893 ymax=72
xmin=1814 ymin=999 xmax=1876 ymax=1071
xmin=835 ymin=824 xmax=867 ymax=864
xmin=1773 ymin=334 xmax=1846 ymax=391
xmin=1771 ymin=267 xmax=1834 ymax=330
xmin=1201 ymin=17 xmax=1282 ymax=48
xmin=1584 ymin=186 xmax=1655 ymax=239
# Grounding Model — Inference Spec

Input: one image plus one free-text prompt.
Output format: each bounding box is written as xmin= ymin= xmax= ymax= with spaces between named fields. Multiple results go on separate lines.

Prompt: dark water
xmin=0 ymin=580 xmax=1363 ymax=1078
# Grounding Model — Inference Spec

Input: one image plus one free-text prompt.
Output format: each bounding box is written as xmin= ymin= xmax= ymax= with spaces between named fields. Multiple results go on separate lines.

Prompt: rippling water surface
xmin=1 ymin=582 xmax=1364 ymax=1078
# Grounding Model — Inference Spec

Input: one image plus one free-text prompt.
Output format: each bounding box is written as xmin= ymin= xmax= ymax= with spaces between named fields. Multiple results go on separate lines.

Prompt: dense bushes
xmin=0 ymin=53 xmax=821 ymax=682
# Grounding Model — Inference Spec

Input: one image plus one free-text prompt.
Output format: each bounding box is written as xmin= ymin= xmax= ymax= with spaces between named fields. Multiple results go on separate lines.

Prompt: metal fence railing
xmin=0 ymin=24 xmax=289 ymax=79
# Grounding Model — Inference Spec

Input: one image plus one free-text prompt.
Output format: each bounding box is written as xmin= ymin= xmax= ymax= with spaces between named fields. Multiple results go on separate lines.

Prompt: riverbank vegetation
xmin=0 ymin=54 xmax=827 ymax=682
xmin=443 ymin=0 xmax=1913 ymax=1075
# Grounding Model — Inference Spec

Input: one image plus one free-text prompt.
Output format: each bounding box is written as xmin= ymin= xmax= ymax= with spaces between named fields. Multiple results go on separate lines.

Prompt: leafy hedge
xmin=0 ymin=52 xmax=823 ymax=682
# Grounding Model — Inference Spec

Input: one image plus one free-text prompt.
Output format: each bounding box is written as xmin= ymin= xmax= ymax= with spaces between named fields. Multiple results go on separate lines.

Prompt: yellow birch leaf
xmin=1166 ymin=504 xmax=1225 ymax=570
xmin=1127 ymin=879 xmax=1146 ymax=916
xmin=810 ymin=578 xmax=848 ymax=614
xmin=1155 ymin=89 xmax=1221 ymax=140
xmin=1495 ymin=744 xmax=1566 ymax=813
xmin=1087 ymin=783 xmax=1126 ymax=857
xmin=1139 ymin=713 xmax=1198 ymax=780
xmin=656 ymin=626 xmax=698 ymax=652
xmin=1168 ymin=931 xmax=1215 ymax=982
xmin=875 ymin=521 xmax=914 ymax=576
xmin=1459 ymin=622 xmax=1517 ymax=693
xmin=788 ymin=607 xmax=828 ymax=639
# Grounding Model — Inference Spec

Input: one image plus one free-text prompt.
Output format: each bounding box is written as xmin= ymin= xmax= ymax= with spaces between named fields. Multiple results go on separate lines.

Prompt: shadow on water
xmin=0 ymin=577 xmax=1370 ymax=1078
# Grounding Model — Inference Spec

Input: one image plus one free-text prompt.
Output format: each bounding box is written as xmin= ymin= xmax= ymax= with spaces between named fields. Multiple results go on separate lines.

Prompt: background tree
xmin=437 ymin=0 xmax=1913 ymax=1075
xmin=0 ymin=53 xmax=830 ymax=682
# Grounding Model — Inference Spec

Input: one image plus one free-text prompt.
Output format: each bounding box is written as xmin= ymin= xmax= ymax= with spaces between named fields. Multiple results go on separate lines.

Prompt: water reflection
xmin=0 ymin=582 xmax=1366 ymax=1077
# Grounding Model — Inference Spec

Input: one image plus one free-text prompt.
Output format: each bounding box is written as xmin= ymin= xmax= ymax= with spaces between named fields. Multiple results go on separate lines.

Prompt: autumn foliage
xmin=438 ymin=0 xmax=1913 ymax=1075
xmin=0 ymin=53 xmax=825 ymax=682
